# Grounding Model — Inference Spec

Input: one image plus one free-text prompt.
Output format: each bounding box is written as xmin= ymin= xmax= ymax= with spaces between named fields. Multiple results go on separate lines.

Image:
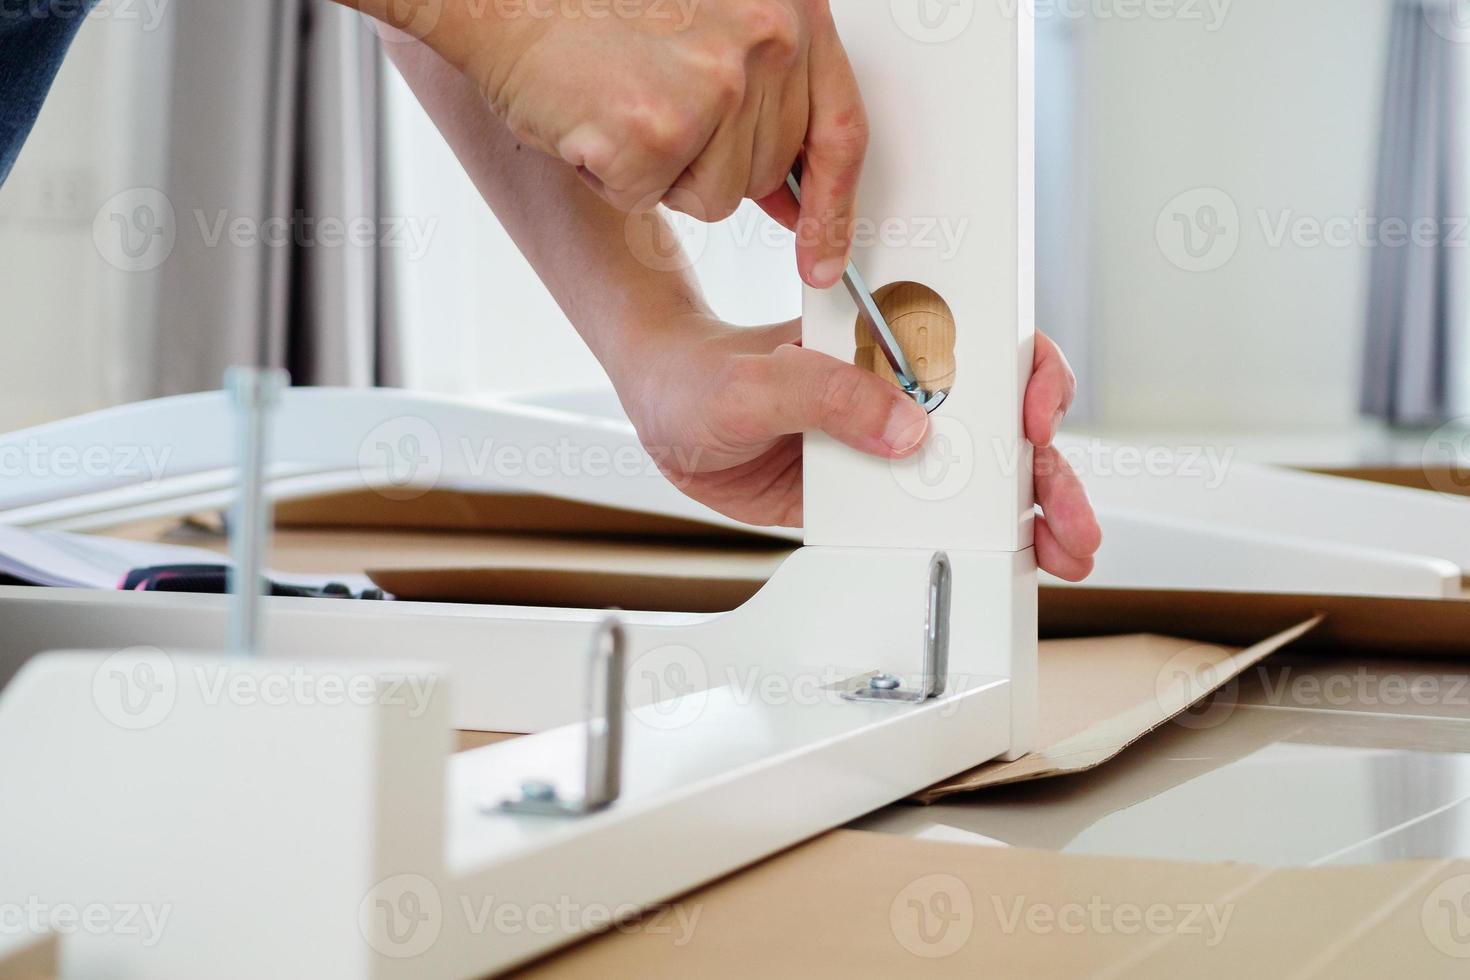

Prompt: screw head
xmin=869 ymin=673 xmax=902 ymax=691
xmin=519 ymin=780 xmax=559 ymax=803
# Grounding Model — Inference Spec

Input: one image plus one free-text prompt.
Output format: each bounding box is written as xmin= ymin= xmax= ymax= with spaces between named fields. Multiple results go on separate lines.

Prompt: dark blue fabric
xmin=1 ymin=0 xmax=99 ymax=185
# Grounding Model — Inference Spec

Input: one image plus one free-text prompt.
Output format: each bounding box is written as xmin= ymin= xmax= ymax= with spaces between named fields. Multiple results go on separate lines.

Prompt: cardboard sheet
xmin=1043 ymin=587 xmax=1470 ymax=658
xmin=0 ymin=932 xmax=54 ymax=980
xmin=369 ymin=566 xmax=767 ymax=613
xmin=273 ymin=489 xmax=778 ymax=542
xmin=915 ymin=617 xmax=1322 ymax=802
xmin=515 ymin=829 xmax=1470 ymax=979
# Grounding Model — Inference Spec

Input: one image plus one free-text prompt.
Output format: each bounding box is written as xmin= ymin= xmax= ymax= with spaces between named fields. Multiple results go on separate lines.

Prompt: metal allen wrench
xmin=785 ymin=169 xmax=948 ymax=414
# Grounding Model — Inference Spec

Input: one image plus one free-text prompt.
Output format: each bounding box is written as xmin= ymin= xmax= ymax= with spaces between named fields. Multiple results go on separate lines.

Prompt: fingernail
xmin=810 ymin=256 xmax=845 ymax=289
xmin=883 ymin=401 xmax=929 ymax=455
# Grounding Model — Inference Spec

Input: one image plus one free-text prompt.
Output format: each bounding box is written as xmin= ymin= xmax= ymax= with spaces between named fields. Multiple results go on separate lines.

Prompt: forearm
xmin=381 ymin=38 xmax=712 ymax=382
xmin=329 ymin=0 xmax=499 ymax=79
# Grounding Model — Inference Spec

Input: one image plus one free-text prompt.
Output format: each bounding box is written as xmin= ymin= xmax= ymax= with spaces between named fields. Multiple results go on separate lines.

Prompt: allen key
xmin=784 ymin=169 xmax=949 ymax=414
xmin=496 ymin=617 xmax=626 ymax=816
xmin=841 ymin=553 xmax=952 ymax=704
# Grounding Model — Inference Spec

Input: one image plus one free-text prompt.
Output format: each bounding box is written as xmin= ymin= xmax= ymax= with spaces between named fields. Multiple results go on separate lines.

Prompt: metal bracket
xmin=496 ymin=617 xmax=626 ymax=816
xmin=840 ymin=552 xmax=952 ymax=704
xmin=224 ymin=366 xmax=289 ymax=657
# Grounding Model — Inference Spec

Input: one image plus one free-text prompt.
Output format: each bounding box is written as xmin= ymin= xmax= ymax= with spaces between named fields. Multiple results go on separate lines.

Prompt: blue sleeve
xmin=0 ymin=0 xmax=100 ymax=185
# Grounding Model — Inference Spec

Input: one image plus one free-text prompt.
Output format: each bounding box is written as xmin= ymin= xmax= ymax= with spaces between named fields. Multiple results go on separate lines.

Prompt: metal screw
xmin=519 ymin=780 xmax=559 ymax=803
xmin=869 ymin=674 xmax=902 ymax=691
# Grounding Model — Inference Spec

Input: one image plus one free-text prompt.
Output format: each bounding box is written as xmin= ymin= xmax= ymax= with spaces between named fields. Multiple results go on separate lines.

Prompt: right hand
xmin=449 ymin=0 xmax=869 ymax=289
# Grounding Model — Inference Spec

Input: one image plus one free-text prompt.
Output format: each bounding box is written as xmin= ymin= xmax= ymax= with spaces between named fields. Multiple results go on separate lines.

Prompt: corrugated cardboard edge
xmin=914 ymin=616 xmax=1324 ymax=803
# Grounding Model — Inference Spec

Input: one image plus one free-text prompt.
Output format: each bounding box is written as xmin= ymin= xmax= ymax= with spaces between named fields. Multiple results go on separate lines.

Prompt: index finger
xmin=795 ymin=13 xmax=868 ymax=289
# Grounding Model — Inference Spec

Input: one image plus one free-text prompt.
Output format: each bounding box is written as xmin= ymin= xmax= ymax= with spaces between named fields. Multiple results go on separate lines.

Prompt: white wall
xmin=1079 ymin=0 xmax=1394 ymax=429
xmin=0 ymin=2 xmax=1399 ymax=433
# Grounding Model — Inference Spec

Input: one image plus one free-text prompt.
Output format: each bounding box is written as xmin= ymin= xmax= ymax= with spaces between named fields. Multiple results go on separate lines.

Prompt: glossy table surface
xmin=853 ymin=653 xmax=1470 ymax=867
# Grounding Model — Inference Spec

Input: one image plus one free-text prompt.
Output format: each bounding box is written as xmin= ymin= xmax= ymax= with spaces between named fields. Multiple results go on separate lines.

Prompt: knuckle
xmin=627 ymin=104 xmax=701 ymax=161
xmin=834 ymin=110 xmax=871 ymax=161
xmin=710 ymin=57 xmax=748 ymax=110
xmin=706 ymin=197 xmax=741 ymax=222
xmin=816 ymin=367 xmax=868 ymax=428
xmin=743 ymin=1 xmax=803 ymax=61
xmin=814 ymin=107 xmax=870 ymax=170
xmin=661 ymin=181 xmax=709 ymax=220
xmin=687 ymin=179 xmax=742 ymax=221
xmin=748 ymin=159 xmax=793 ymax=200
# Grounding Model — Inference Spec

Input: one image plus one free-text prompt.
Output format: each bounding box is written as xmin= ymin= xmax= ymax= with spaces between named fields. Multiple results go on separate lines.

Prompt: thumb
xmin=748 ymin=345 xmax=929 ymax=458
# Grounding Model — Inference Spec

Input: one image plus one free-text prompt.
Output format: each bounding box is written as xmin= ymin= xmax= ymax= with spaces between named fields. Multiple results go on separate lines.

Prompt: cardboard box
xmin=94 ymin=479 xmax=1470 ymax=977
xmin=514 ymin=829 xmax=1470 ymax=979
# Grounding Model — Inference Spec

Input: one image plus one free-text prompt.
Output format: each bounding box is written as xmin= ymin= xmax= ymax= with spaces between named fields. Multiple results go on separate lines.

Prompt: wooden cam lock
xmin=854 ymin=281 xmax=958 ymax=399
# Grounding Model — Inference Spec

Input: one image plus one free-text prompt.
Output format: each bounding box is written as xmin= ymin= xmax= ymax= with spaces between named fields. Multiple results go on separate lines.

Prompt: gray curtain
xmin=152 ymin=0 xmax=401 ymax=393
xmin=1361 ymin=1 xmax=1468 ymax=425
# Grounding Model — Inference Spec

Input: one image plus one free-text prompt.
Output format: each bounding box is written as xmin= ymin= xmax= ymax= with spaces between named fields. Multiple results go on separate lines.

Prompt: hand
xmin=614 ymin=316 xmax=1102 ymax=580
xmin=1024 ymin=331 xmax=1102 ymax=581
xmin=614 ymin=313 xmax=929 ymax=527
xmin=445 ymin=0 xmax=867 ymax=288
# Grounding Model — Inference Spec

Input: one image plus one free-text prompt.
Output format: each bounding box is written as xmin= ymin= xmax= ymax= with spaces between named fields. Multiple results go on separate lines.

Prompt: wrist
xmin=434 ymin=0 xmax=547 ymax=103
xmin=587 ymin=292 xmax=716 ymax=399
xmin=350 ymin=0 xmax=537 ymax=93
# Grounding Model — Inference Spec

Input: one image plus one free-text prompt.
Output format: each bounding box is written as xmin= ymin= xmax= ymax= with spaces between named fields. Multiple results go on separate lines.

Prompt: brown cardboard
xmin=1308 ymin=466 xmax=1470 ymax=498
xmin=915 ymin=618 xmax=1322 ymax=802
xmin=97 ymin=511 xmax=1470 ymax=640
xmin=86 ymin=494 xmax=1470 ymax=976
xmin=856 ymin=702 xmax=1395 ymax=853
xmin=0 ymin=933 xmax=55 ymax=980
xmin=1042 ymin=587 xmax=1470 ymax=658
xmin=273 ymin=488 xmax=780 ymax=541
xmin=514 ymin=829 xmax=1470 ymax=979
xmin=443 ymin=626 xmax=1325 ymax=807
xmin=102 ymin=517 xmax=789 ymax=606
xmin=369 ymin=566 xmax=766 ymax=613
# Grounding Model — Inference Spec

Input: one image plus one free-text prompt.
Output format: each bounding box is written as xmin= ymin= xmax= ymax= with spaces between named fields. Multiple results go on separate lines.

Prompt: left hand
xmin=612 ymin=315 xmax=1102 ymax=580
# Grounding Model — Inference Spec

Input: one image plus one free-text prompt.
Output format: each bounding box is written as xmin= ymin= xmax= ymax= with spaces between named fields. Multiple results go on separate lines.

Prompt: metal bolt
xmin=869 ymin=674 xmax=902 ymax=691
xmin=519 ymin=780 xmax=559 ymax=803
